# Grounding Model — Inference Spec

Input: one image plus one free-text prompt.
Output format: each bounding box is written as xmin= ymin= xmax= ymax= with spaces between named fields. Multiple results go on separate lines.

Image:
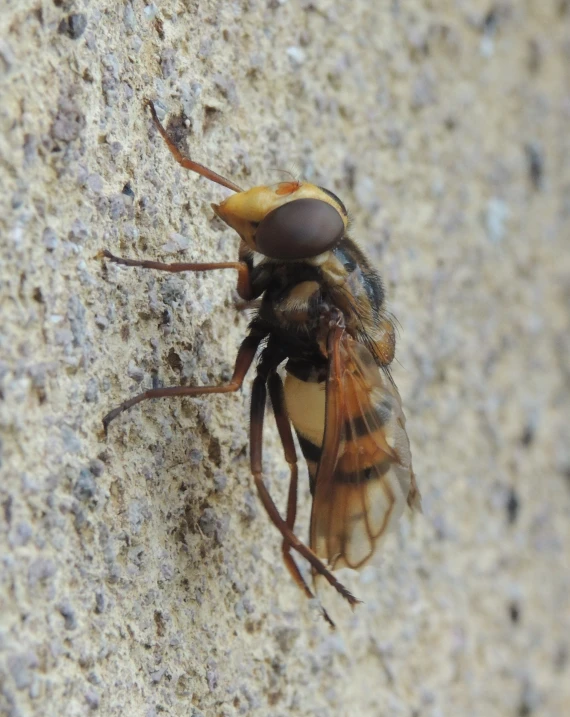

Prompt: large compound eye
xmin=255 ymin=198 xmax=345 ymax=260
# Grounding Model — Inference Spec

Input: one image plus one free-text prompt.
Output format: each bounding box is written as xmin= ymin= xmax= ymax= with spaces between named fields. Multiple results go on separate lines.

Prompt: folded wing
xmin=310 ymin=338 xmax=421 ymax=570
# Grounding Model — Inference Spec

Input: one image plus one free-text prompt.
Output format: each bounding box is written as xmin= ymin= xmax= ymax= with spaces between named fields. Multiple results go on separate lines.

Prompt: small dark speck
xmin=509 ymin=601 xmax=520 ymax=624
xmin=58 ymin=13 xmax=88 ymax=39
xmin=122 ymin=182 xmax=135 ymax=198
xmin=520 ymin=424 xmax=534 ymax=447
xmin=3 ymin=496 xmax=13 ymax=525
xmin=94 ymin=590 xmax=105 ymax=614
xmin=525 ymin=144 xmax=544 ymax=191
xmin=85 ymin=689 xmax=100 ymax=711
xmin=154 ymin=610 xmax=166 ymax=637
xmin=506 ymin=487 xmax=519 ymax=524
xmin=154 ymin=17 xmax=165 ymax=40
xmin=167 ymin=348 xmax=182 ymax=373
xmin=343 ymin=157 xmax=356 ymax=191
xmin=73 ymin=468 xmax=97 ymax=502
xmin=206 ymin=667 xmax=218 ymax=691
xmin=89 ymin=459 xmax=105 ymax=477
xmin=84 ymin=377 xmax=99 ymax=403
xmin=32 ymin=287 xmax=44 ymax=303
xmin=554 ymin=644 xmax=568 ymax=671
xmin=208 ymin=436 xmax=222 ymax=466
xmin=57 ymin=599 xmax=77 ymax=630
xmin=527 ymin=39 xmax=542 ymax=74
xmin=482 ymin=8 xmax=498 ymax=33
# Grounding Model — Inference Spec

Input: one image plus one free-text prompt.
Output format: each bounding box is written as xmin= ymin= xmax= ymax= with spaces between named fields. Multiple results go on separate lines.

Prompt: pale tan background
xmin=1 ymin=1 xmax=569 ymax=716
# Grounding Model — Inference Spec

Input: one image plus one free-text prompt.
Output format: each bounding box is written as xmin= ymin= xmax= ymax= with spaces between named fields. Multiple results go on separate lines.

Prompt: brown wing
xmin=310 ymin=337 xmax=421 ymax=571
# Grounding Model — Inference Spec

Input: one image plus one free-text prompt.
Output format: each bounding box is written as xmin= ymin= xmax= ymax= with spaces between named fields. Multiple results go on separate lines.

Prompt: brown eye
xmin=255 ymin=198 xmax=345 ymax=260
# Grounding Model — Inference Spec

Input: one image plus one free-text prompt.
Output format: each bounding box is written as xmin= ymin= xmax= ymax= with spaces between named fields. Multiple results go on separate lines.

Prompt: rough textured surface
xmin=1 ymin=1 xmax=569 ymax=716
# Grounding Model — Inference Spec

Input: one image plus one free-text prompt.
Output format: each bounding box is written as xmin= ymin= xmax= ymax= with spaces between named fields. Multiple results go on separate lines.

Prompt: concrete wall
xmin=1 ymin=1 xmax=569 ymax=715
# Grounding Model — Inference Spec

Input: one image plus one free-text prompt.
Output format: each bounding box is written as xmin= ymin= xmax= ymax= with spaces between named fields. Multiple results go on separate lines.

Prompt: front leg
xmin=100 ymin=249 xmax=253 ymax=300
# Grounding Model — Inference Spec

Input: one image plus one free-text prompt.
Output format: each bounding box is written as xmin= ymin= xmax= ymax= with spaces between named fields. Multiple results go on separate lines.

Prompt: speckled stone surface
xmin=1 ymin=2 xmax=569 ymax=716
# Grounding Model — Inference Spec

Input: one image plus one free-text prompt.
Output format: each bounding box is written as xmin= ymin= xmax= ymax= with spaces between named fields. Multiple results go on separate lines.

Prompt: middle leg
xmin=267 ymin=372 xmax=334 ymax=626
xmin=249 ymin=351 xmax=358 ymax=613
xmin=103 ymin=330 xmax=263 ymax=432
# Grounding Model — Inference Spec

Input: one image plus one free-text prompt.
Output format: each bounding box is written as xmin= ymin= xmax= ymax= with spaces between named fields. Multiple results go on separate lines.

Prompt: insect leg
xmin=250 ymin=353 xmax=359 ymax=610
xmin=101 ymin=249 xmax=253 ymax=300
xmin=145 ymin=100 xmax=244 ymax=194
xmin=267 ymin=373 xmax=335 ymax=627
xmin=103 ymin=331 xmax=263 ymax=433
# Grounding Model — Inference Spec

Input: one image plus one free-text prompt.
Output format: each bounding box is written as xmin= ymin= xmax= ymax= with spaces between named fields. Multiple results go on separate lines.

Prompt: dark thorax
xmin=247 ymin=237 xmax=388 ymax=372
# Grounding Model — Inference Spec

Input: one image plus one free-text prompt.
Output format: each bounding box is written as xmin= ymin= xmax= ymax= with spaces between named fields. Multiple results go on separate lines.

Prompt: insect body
xmin=103 ymin=101 xmax=421 ymax=626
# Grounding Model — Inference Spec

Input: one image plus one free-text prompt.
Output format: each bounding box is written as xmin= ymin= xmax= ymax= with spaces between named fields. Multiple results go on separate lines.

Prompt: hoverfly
xmin=102 ymin=100 xmax=421 ymax=626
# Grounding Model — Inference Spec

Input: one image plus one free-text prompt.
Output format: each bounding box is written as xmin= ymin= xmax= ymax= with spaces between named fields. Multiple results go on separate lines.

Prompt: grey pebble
xmin=68 ymin=218 xmax=89 ymax=244
xmin=52 ymin=96 xmax=84 ymax=143
xmin=188 ymin=448 xmax=203 ymax=465
xmin=198 ymin=508 xmax=229 ymax=545
xmin=123 ymin=4 xmax=136 ymax=31
xmin=206 ymin=668 xmax=218 ymax=692
xmin=7 ymin=651 xmax=38 ymax=690
xmin=94 ymin=590 xmax=105 ymax=614
xmin=42 ymin=227 xmax=58 ymax=251
xmin=58 ymin=13 xmax=88 ymax=40
xmin=198 ymin=508 xmax=218 ymax=538
xmin=161 ymin=49 xmax=176 ymax=78
xmin=87 ymin=672 xmax=101 ymax=685
xmin=9 ymin=521 xmax=32 ymax=548
xmin=213 ymin=472 xmax=228 ymax=492
xmin=241 ymin=490 xmax=257 ymax=522
xmin=85 ymin=688 xmax=100 ymax=710
xmin=28 ymin=558 xmax=56 ymax=588
xmin=87 ymin=174 xmax=104 ymax=194
xmin=108 ymin=194 xmax=126 ymax=221
xmin=127 ymin=363 xmax=145 ymax=382
xmin=85 ymin=377 xmax=99 ymax=402
xmin=74 ymin=468 xmax=97 ymax=502
xmin=273 ymin=625 xmax=300 ymax=653
xmin=150 ymin=666 xmax=167 ymax=683
xmin=68 ymin=295 xmax=87 ymax=347
xmin=213 ymin=73 xmax=238 ymax=105
xmin=61 ymin=425 xmax=82 ymax=453
xmin=128 ymin=499 xmax=149 ymax=534
xmin=89 ymin=459 xmax=105 ymax=477
xmin=57 ymin=599 xmax=77 ymax=630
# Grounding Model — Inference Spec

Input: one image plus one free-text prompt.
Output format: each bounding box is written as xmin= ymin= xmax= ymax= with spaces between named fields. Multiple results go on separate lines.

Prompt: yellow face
xmin=212 ymin=181 xmax=348 ymax=252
